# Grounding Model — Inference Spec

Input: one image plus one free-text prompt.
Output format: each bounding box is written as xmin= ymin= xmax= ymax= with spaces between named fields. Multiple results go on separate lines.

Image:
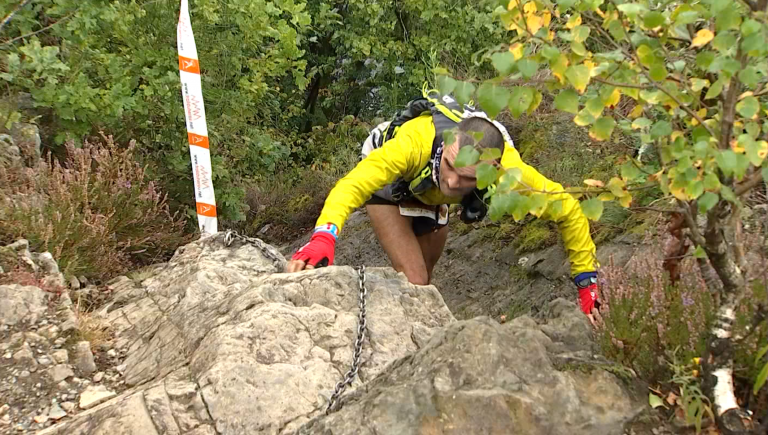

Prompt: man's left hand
xmin=574 ymin=272 xmax=601 ymax=327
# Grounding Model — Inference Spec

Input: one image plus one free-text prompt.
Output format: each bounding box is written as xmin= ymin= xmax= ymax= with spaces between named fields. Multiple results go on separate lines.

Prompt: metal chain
xmin=223 ymin=230 xmax=368 ymax=415
xmin=325 ymin=265 xmax=368 ymax=415
xmin=223 ymin=230 xmax=283 ymax=265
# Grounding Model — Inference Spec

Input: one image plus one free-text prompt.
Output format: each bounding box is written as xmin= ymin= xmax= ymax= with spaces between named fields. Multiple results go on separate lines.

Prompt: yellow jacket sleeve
xmin=500 ymin=145 xmax=597 ymax=276
xmin=316 ymin=116 xmax=434 ymax=232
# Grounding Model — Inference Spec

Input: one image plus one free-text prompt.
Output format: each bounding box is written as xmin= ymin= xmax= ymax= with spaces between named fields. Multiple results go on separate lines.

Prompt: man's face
xmin=439 ymin=138 xmax=478 ymax=197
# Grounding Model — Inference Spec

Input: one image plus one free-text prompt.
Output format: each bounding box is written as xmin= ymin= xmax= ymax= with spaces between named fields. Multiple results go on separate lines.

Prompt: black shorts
xmin=365 ymin=195 xmax=448 ymax=237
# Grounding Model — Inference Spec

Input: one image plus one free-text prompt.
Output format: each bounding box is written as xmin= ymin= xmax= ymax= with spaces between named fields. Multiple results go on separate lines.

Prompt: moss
xmin=508 ymin=264 xmax=530 ymax=282
xmin=592 ymin=202 xmax=631 ymax=244
xmin=469 ymin=221 xmax=521 ymax=252
xmin=552 ymin=361 xmax=596 ymax=373
xmin=504 ymin=301 xmax=529 ymax=320
xmin=450 ymin=220 xmax=475 ymax=236
xmin=552 ymin=359 xmax=636 ymax=383
xmin=513 ymin=220 xmax=557 ymax=253
xmin=603 ymin=363 xmax=638 ymax=382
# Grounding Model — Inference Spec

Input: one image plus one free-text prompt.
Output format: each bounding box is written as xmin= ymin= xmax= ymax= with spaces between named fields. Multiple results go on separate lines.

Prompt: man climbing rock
xmin=287 ymin=89 xmax=601 ymax=325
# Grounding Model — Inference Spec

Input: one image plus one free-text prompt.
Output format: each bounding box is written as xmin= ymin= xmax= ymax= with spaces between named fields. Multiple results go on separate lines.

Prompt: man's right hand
xmin=287 ymin=224 xmax=338 ymax=272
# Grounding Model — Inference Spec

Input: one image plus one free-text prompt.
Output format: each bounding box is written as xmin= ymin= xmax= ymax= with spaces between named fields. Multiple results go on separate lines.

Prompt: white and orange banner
xmin=177 ymin=0 xmax=217 ymax=235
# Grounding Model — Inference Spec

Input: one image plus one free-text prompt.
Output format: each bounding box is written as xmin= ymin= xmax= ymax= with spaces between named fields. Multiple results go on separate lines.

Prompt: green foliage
xmin=0 ymin=0 xmax=507 ymax=224
xmin=455 ymin=145 xmax=481 ymax=168
xmin=666 ymin=350 xmax=715 ymax=434
xmin=0 ymin=135 xmax=190 ymax=279
xmin=755 ymin=344 xmax=768 ymax=395
xmin=226 ymin=118 xmax=369 ymax=243
xmin=435 ymin=0 xmax=768 ymax=242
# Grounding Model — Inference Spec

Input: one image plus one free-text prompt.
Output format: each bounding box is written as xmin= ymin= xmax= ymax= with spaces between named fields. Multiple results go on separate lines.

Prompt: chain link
xmin=325 ymin=265 xmax=368 ymax=415
xmin=223 ymin=230 xmax=283 ymax=266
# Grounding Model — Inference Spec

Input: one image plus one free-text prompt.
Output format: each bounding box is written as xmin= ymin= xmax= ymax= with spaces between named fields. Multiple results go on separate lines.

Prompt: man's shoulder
xmin=397 ymin=114 xmax=436 ymax=140
xmin=382 ymin=115 xmax=435 ymax=157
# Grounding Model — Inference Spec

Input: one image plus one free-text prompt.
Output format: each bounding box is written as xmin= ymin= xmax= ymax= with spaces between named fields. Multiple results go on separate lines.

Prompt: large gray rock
xmin=0 ymin=284 xmax=47 ymax=325
xmin=295 ymin=300 xmax=641 ymax=435
xmin=0 ymin=133 xmax=21 ymax=167
xmin=10 ymin=121 xmax=41 ymax=165
xmin=40 ymin=233 xmax=454 ymax=434
xmin=38 ymin=234 xmax=638 ymax=435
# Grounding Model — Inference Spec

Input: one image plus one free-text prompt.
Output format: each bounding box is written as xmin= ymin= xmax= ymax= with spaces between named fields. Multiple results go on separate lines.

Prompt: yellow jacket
xmin=317 ymin=115 xmax=597 ymax=276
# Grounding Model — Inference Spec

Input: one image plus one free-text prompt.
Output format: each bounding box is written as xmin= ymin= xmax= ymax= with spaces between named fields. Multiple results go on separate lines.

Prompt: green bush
xmin=599 ymin=227 xmax=768 ymax=401
xmin=0 ymin=0 xmax=508 ymax=224
xmin=224 ymin=117 xmax=370 ymax=242
xmin=0 ymin=134 xmax=190 ymax=279
xmin=599 ymin=234 xmax=715 ymax=381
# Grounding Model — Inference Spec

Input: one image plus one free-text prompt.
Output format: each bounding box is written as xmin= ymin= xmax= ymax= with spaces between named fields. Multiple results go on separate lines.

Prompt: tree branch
xmin=679 ymin=199 xmax=706 ymax=246
xmin=1 ymin=13 xmax=75 ymax=46
xmin=629 ymin=206 xmax=680 ymax=213
xmin=603 ymin=0 xmax=716 ymax=137
xmin=719 ymin=49 xmax=746 ymax=150
xmin=734 ymin=170 xmax=766 ymax=196
xmin=0 ymin=0 xmax=32 ymax=34
xmin=593 ymin=77 xmax=652 ymax=90
xmin=510 ymin=181 xmax=659 ymax=197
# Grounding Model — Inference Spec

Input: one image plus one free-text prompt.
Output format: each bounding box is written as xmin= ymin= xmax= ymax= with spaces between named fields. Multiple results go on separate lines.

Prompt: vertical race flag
xmin=177 ymin=0 xmax=217 ymax=235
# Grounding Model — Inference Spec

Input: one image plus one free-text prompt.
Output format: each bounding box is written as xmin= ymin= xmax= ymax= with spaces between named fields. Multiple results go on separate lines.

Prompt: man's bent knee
xmin=398 ymin=267 xmax=430 ymax=286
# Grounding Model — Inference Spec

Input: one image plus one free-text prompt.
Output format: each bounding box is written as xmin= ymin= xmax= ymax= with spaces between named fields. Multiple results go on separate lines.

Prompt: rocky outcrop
xmin=0 ymin=241 xmax=135 ymax=432
xmin=11 ymin=233 xmax=641 ymax=435
xmin=296 ymin=299 xmax=641 ymax=435
xmin=37 ymin=233 xmax=455 ymax=434
xmin=0 ymin=284 xmax=47 ymax=326
xmin=0 ymin=121 xmax=41 ymax=169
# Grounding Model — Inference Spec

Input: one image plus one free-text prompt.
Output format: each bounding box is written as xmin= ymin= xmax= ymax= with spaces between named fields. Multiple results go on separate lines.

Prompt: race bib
xmin=398 ymin=202 xmax=449 ymax=225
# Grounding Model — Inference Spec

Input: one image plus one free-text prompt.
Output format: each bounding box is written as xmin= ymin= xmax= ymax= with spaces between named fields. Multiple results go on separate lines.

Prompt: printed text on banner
xmin=177 ymin=0 xmax=218 ymax=234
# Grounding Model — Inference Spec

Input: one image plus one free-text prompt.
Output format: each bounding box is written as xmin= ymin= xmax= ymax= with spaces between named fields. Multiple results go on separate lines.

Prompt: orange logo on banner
xmin=196 ymin=202 xmax=217 ymax=217
xmin=179 ymin=56 xmax=200 ymax=74
xmin=188 ymin=132 xmax=209 ymax=149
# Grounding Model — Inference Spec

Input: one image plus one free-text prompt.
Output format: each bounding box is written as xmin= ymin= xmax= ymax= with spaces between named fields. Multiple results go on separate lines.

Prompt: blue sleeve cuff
xmin=574 ymin=271 xmax=597 ymax=288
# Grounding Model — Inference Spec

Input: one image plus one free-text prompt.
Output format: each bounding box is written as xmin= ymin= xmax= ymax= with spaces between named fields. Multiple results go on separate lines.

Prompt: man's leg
xmin=416 ymin=224 xmax=449 ymax=283
xmin=366 ymin=204 xmax=430 ymax=285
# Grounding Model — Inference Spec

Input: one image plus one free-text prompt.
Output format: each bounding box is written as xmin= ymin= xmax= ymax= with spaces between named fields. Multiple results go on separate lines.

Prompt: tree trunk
xmin=301 ymin=72 xmax=323 ymax=134
xmin=702 ymin=208 xmax=753 ymax=434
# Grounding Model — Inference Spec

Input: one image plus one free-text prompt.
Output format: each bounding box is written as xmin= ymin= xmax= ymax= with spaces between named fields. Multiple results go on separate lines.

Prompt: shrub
xmin=599 ymin=225 xmax=768 ymax=416
xmin=0 ymin=135 xmax=190 ymax=280
xmin=233 ymin=168 xmax=341 ymax=244
xmin=223 ymin=117 xmax=370 ymax=243
xmin=598 ymin=229 xmax=716 ymax=381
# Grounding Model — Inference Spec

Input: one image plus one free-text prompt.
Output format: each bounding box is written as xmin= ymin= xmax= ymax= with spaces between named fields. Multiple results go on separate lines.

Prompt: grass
xmin=126 ymin=264 xmax=163 ymax=283
xmin=68 ymin=311 xmax=112 ymax=350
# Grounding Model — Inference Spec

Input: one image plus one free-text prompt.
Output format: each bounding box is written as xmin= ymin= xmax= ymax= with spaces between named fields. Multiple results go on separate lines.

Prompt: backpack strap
xmin=378 ymin=98 xmax=434 ymax=147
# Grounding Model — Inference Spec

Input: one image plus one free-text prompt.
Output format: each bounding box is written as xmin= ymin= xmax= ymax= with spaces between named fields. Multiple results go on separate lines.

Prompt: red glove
xmin=574 ymin=272 xmax=599 ymax=316
xmin=292 ymin=224 xmax=338 ymax=267
xmin=578 ymin=283 xmax=599 ymax=315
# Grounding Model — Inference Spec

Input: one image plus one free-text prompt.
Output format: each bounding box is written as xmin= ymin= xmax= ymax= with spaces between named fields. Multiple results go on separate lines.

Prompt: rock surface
xmin=78 ymin=385 xmax=117 ymax=410
xmin=74 ymin=342 xmax=97 ymax=375
xmin=296 ymin=299 xmax=641 ymax=435
xmin=0 ymin=284 xmax=47 ymax=326
xmin=9 ymin=232 xmax=642 ymax=435
xmin=37 ymin=233 xmax=456 ymax=434
xmin=0 ymin=240 xmax=130 ymax=432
